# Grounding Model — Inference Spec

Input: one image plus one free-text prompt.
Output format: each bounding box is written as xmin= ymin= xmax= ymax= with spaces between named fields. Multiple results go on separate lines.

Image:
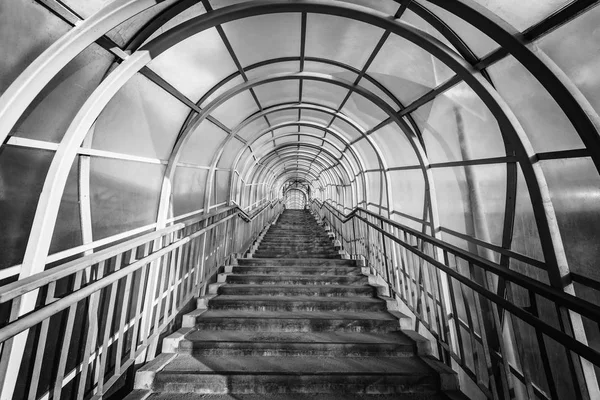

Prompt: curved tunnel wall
xmin=1 ymin=0 xmax=600 ymax=397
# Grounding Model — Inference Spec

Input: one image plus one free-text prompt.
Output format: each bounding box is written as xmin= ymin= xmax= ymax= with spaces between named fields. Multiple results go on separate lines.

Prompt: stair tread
xmin=198 ymin=310 xmax=397 ymax=320
xmin=146 ymin=394 xmax=449 ymax=400
xmin=160 ymin=354 xmax=434 ymax=375
xmin=211 ymin=295 xmax=382 ymax=303
xmin=183 ymin=330 xmax=413 ymax=345
xmin=221 ymin=284 xmax=372 ymax=290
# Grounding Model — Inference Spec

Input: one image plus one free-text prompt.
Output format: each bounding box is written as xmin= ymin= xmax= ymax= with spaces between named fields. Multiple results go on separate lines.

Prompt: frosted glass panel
xmin=148 ymin=27 xmax=238 ymax=103
xmin=172 ymin=167 xmax=208 ymax=217
xmin=210 ymin=90 xmax=260 ymax=129
xmin=541 ymin=157 xmax=600 ymax=281
xmin=267 ymin=109 xmax=300 ymax=126
xmin=411 ymin=82 xmax=505 ymax=163
xmin=538 ymin=6 xmax=600 ymax=117
xmin=306 ymin=14 xmax=384 ymax=69
xmin=92 ymin=73 xmax=189 ymax=160
xmin=302 ymin=81 xmax=349 ymax=110
xmin=488 ymin=56 xmax=584 ymax=153
xmin=414 ymin=1 xmax=498 ymax=57
xmin=254 ymin=81 xmax=299 ymax=108
xmin=368 ymin=33 xmax=454 ymax=104
xmin=353 ymin=139 xmax=382 ymax=170
xmin=237 ymin=118 xmax=270 ymax=141
xmin=180 ymin=120 xmax=229 ymax=166
xmin=90 ymin=158 xmax=164 ymax=240
xmin=222 ymin=13 xmax=301 ymax=67
xmin=341 ymin=93 xmax=387 ymax=131
xmin=50 ymin=160 xmax=83 ymax=255
xmin=0 ymin=147 xmax=53 ymax=270
xmin=468 ymin=0 xmax=571 ymax=31
xmin=389 ymin=170 xmax=425 ymax=219
xmin=370 ymin=124 xmax=420 ymax=168
xmin=12 ymin=44 xmax=114 ymax=142
xmin=218 ymin=140 xmax=245 ymax=168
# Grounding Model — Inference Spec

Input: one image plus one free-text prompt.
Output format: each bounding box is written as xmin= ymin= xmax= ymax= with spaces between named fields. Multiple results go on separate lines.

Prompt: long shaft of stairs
xmin=128 ymin=209 xmax=464 ymax=400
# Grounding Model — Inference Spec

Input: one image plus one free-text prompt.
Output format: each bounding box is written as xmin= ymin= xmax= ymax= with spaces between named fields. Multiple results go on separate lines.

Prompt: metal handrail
xmin=310 ymin=198 xmax=600 ymax=400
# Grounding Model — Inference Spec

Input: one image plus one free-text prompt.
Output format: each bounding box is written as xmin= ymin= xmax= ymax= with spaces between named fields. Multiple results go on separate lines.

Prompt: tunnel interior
xmin=1 ymin=1 xmax=600 ymax=399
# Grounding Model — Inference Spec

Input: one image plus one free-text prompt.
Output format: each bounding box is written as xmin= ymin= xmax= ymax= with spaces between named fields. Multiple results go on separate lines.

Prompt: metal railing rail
xmin=0 ymin=199 xmax=283 ymax=400
xmin=311 ymin=199 xmax=600 ymax=400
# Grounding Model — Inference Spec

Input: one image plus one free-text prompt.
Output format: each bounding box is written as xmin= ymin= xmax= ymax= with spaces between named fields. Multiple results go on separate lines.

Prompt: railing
xmin=0 ymin=199 xmax=283 ymax=400
xmin=311 ymin=199 xmax=600 ymax=400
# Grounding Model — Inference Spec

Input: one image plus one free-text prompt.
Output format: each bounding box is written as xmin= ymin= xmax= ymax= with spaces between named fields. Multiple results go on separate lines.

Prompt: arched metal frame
xmin=1 ymin=0 xmax=600 ymax=398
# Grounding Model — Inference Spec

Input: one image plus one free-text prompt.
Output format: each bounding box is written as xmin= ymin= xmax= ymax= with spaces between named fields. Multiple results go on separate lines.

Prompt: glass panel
xmin=432 ymin=164 xmax=506 ymax=247
xmin=217 ymin=140 xmax=244 ymax=168
xmin=370 ymin=123 xmax=420 ymax=168
xmin=365 ymin=171 xmax=384 ymax=208
xmin=0 ymin=0 xmax=70 ymax=94
xmin=200 ymin=75 xmax=245 ymax=107
xmin=253 ymin=80 xmax=299 ymax=108
xmin=340 ymin=0 xmax=400 ymax=15
xmin=12 ymin=44 xmax=115 ymax=142
xmin=215 ymin=170 xmax=231 ymax=205
xmin=306 ymin=14 xmax=385 ymax=70
xmin=180 ymin=120 xmax=229 ymax=166
xmin=353 ymin=139 xmax=381 ymax=170
xmin=0 ymin=146 xmax=53 ymax=270
xmin=303 ymin=61 xmax=359 ymax=81
xmin=237 ymin=117 xmax=269 ymax=141
xmin=367 ymin=33 xmax=455 ymax=105
xmin=299 ymin=109 xmax=330 ymax=125
xmin=50 ymin=160 xmax=82 ymax=254
xmin=89 ymin=158 xmax=164 ymax=240
xmin=538 ymin=5 xmax=600 ymax=116
xmin=148 ymin=27 xmax=238 ymax=103
xmin=411 ymin=82 xmax=505 ymax=163
xmin=469 ymin=0 xmax=571 ymax=31
xmin=268 ymin=109 xmax=300 ymax=126
xmin=414 ymin=1 xmax=499 ymax=57
xmin=357 ymin=77 xmax=401 ymax=111
xmin=389 ymin=169 xmax=425 ymax=219
xmin=541 ymin=157 xmax=600 ymax=280
xmin=341 ymin=92 xmax=387 ymax=130
xmin=222 ymin=13 xmax=301 ymax=67
xmin=210 ymin=90 xmax=260 ymax=129
xmin=488 ymin=56 xmax=584 ymax=152
xmin=172 ymin=166 xmax=208 ymax=217
xmin=92 ymin=73 xmax=189 ymax=160
xmin=143 ymin=3 xmax=207 ymax=44
xmin=330 ymin=117 xmax=363 ymax=141
xmin=301 ymin=80 xmax=348 ymax=110
xmin=401 ymin=9 xmax=460 ymax=52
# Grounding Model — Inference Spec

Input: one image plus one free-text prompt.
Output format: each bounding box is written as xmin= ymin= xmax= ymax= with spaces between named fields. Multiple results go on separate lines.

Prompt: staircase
xmin=128 ymin=209 xmax=463 ymax=400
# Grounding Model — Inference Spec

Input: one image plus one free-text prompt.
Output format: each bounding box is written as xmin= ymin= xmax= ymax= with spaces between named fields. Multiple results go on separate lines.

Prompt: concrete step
xmin=192 ymin=310 xmax=403 ymax=333
xmin=230 ymin=265 xmax=362 ymax=276
xmin=253 ymin=253 xmax=341 ymax=259
xmin=177 ymin=331 xmax=417 ymax=357
xmin=152 ymin=355 xmax=441 ymax=394
xmin=224 ymin=274 xmax=368 ymax=286
xmin=207 ymin=295 xmax=387 ymax=312
xmin=237 ymin=258 xmax=356 ymax=266
xmin=140 ymin=392 xmax=456 ymax=400
xmin=218 ymin=284 xmax=376 ymax=297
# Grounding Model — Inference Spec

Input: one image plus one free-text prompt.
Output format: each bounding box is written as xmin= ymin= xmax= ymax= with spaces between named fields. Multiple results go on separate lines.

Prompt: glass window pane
xmin=210 ymin=90 xmax=260 ymax=129
xmin=389 ymin=169 xmax=425 ymax=219
xmin=92 ymin=73 xmax=190 ymax=160
xmin=538 ymin=6 xmax=600 ymax=117
xmin=414 ymin=1 xmax=499 ymax=57
xmin=353 ymin=138 xmax=381 ymax=169
xmin=148 ymin=27 xmax=238 ymax=103
xmin=245 ymin=61 xmax=300 ymax=80
xmin=302 ymin=80 xmax=348 ymax=110
xmin=468 ymin=0 xmax=571 ymax=31
xmin=367 ymin=33 xmax=455 ymax=105
xmin=180 ymin=120 xmax=229 ymax=166
xmin=306 ymin=14 xmax=385 ymax=70
xmin=90 ymin=158 xmax=164 ymax=240
xmin=222 ymin=13 xmax=301 ymax=67
xmin=411 ymin=82 xmax=505 ymax=163
xmin=370 ymin=124 xmax=420 ymax=168
xmin=172 ymin=167 xmax=208 ymax=217
xmin=218 ymin=140 xmax=244 ymax=168
xmin=488 ymin=56 xmax=584 ymax=153
xmin=341 ymin=92 xmax=388 ymax=131
xmin=254 ymin=80 xmax=299 ymax=108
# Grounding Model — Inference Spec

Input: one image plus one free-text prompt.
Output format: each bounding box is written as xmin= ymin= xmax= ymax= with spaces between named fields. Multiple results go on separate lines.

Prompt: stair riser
xmin=225 ymin=277 xmax=368 ymax=285
xmin=207 ymin=301 xmax=387 ymax=313
xmin=253 ymin=254 xmax=341 ymax=259
xmin=153 ymin=375 xmax=438 ymax=394
xmin=231 ymin=267 xmax=362 ymax=276
xmin=218 ymin=287 xmax=376 ymax=297
xmin=194 ymin=318 xmax=400 ymax=333
xmin=237 ymin=259 xmax=356 ymax=266
xmin=178 ymin=343 xmax=415 ymax=358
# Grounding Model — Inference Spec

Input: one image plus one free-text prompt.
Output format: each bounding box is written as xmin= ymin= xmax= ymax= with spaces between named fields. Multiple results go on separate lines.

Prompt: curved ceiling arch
xmin=5 ymin=0 xmax=585 ymax=295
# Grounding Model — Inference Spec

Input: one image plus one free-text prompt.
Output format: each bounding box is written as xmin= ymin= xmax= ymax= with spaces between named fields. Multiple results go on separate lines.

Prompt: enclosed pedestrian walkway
xmin=1 ymin=1 xmax=600 ymax=399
